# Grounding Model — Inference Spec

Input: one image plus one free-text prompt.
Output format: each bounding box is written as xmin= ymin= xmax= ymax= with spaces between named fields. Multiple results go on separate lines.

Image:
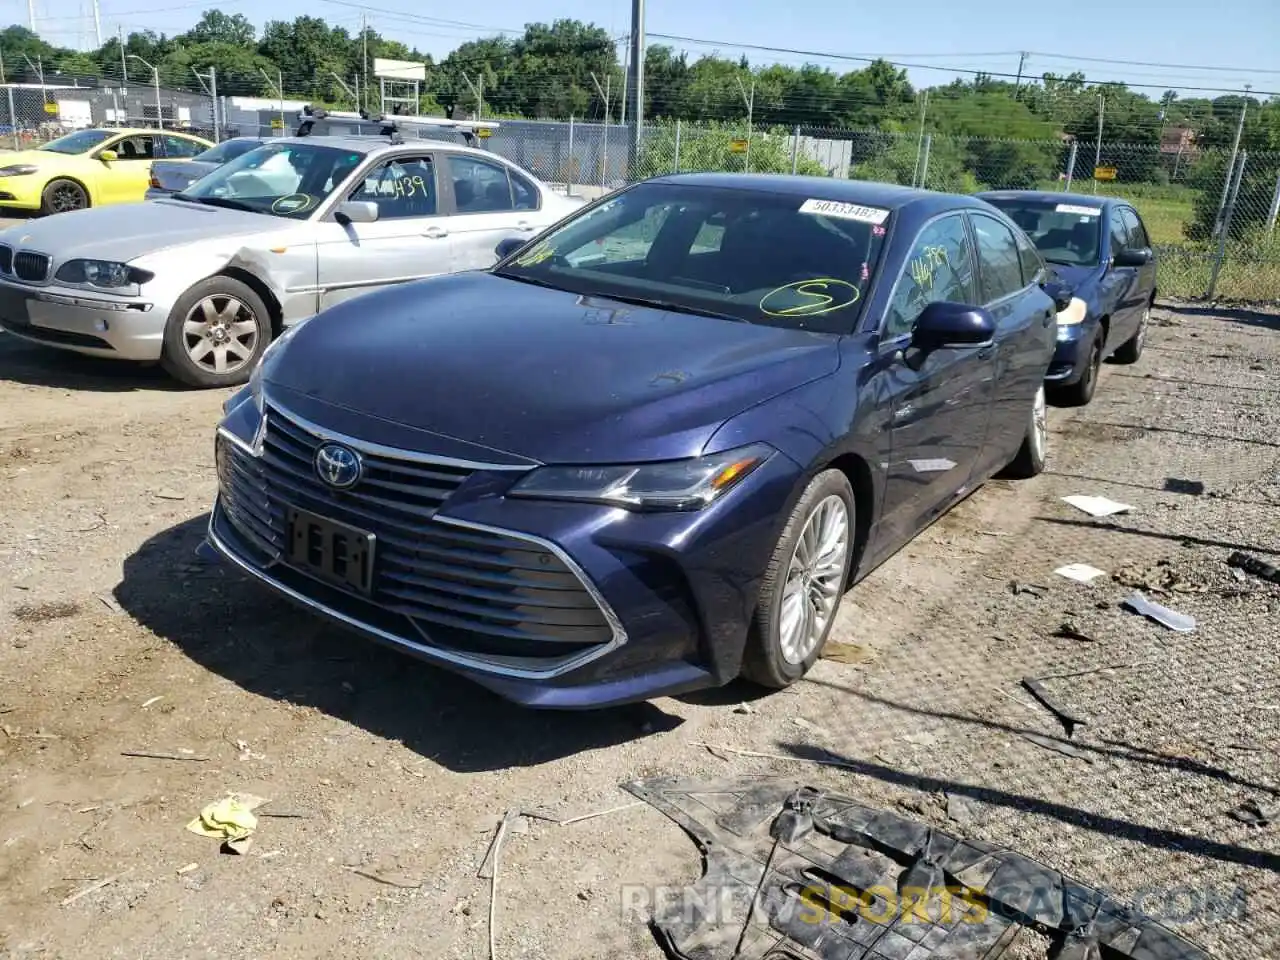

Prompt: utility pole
xmin=27 ymin=0 xmax=35 ymax=32
xmin=361 ymin=12 xmax=369 ymax=113
xmin=913 ymin=88 xmax=930 ymax=186
xmin=627 ymin=0 xmax=645 ymax=174
xmin=1092 ymin=93 xmax=1104 ymax=195
xmin=735 ymin=74 xmax=754 ymax=173
xmin=462 ymin=72 xmax=483 ymax=120
xmin=591 ymin=70 xmax=611 ymax=188
xmin=119 ymin=25 xmax=128 ymax=84
xmin=91 ymin=0 xmax=102 ymax=48
xmin=1014 ymin=52 xmax=1027 ymax=97
xmin=1214 ymin=84 xmax=1250 ymax=238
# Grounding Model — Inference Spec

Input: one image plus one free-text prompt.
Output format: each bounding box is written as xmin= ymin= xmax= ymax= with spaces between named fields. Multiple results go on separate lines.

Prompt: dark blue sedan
xmin=207 ymin=174 xmax=1058 ymax=708
xmin=977 ymin=190 xmax=1158 ymax=406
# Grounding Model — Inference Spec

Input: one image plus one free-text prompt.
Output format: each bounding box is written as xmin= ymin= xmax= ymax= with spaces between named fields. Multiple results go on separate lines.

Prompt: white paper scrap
xmin=1062 ymin=495 xmax=1133 ymax=518
xmin=1054 ymin=563 xmax=1107 ymax=584
xmin=799 ymin=198 xmax=890 ymax=224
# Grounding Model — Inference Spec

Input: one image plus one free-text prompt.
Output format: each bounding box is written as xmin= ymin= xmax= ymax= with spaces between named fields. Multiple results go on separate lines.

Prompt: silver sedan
xmin=0 ymin=136 xmax=584 ymax=386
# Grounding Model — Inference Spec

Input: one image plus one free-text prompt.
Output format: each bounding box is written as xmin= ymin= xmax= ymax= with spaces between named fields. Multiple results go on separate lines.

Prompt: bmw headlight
xmin=0 ymin=164 xmax=38 ymax=177
xmin=54 ymin=259 xmax=154 ymax=289
xmin=1056 ymin=296 xmax=1088 ymax=325
xmin=508 ymin=443 xmax=774 ymax=512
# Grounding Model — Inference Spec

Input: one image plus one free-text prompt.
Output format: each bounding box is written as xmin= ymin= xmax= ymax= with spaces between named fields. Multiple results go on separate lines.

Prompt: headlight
xmin=0 ymin=164 xmax=38 ymax=177
xmin=54 ymin=259 xmax=154 ymax=289
xmin=1056 ymin=296 xmax=1088 ymax=325
xmin=507 ymin=443 xmax=774 ymax=512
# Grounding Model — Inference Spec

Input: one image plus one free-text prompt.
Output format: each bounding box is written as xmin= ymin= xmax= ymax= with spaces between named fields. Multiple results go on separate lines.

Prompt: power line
xmin=1027 ymin=50 xmax=1280 ymax=76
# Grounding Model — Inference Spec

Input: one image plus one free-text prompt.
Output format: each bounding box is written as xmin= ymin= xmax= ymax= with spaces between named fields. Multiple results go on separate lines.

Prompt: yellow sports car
xmin=0 ymin=127 xmax=213 ymax=215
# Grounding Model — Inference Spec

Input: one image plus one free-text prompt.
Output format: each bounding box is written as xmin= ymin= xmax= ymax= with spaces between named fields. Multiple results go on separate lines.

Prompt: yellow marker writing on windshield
xmin=759 ymin=279 xmax=859 ymax=318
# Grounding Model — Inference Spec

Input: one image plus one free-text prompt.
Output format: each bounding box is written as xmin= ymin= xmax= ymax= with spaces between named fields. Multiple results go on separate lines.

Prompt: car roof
xmin=977 ymin=189 xmax=1124 ymax=209
xmin=648 ymin=172 xmax=992 ymax=217
xmin=264 ymin=134 xmax=515 ymax=163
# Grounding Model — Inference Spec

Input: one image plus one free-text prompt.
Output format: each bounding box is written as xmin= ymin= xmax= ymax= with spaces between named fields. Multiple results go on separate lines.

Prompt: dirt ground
xmin=1 ymin=290 xmax=1278 ymax=959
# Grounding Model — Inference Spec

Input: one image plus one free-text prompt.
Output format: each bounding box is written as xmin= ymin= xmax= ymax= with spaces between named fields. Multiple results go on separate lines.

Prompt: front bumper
xmin=1044 ymin=323 xmax=1092 ymax=385
xmin=0 ymin=279 xmax=165 ymax=360
xmin=206 ymin=393 xmax=801 ymax=708
xmin=0 ymin=177 xmax=43 ymax=210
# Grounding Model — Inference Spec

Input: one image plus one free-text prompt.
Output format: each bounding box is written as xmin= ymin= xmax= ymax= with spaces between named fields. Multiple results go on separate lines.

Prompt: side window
xmin=971 ymin=214 xmax=1026 ymax=303
xmin=1108 ymin=211 xmax=1129 ymax=254
xmin=1013 ymin=227 xmax=1045 ymax=285
xmin=110 ymin=135 xmax=155 ymax=160
xmin=1121 ymin=208 xmax=1149 ymax=249
xmin=348 ymin=155 xmax=437 ymax=220
xmin=163 ymin=135 xmax=202 ymax=158
xmin=510 ymin=170 xmax=541 ymax=211
xmin=884 ymin=214 xmax=975 ymax=338
xmin=449 ymin=155 xmax=514 ymax=213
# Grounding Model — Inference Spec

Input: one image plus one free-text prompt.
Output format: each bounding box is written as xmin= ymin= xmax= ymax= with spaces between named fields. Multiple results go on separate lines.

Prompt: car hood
xmin=151 ymin=160 xmax=218 ymax=191
xmin=264 ymin=272 xmax=840 ymax=464
xmin=1047 ymin=263 xmax=1102 ymax=292
xmin=0 ymin=149 xmax=74 ymax=170
xmin=0 ymin=199 xmax=277 ymax=262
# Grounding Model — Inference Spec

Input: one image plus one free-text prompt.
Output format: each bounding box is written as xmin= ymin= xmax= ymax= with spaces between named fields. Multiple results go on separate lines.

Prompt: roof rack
xmin=295 ymin=105 xmax=500 ymax=145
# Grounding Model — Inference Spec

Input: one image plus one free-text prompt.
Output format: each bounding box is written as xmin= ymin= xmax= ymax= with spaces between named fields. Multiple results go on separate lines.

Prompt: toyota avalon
xmin=207 ymin=174 xmax=1060 ymax=708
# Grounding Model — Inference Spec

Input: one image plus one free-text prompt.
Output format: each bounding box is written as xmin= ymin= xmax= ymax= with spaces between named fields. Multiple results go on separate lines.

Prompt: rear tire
xmin=1051 ymin=335 xmax=1102 ymax=407
xmin=1000 ymin=385 xmax=1048 ymax=479
xmin=40 ymin=178 xmax=88 ymax=215
xmin=1113 ymin=304 xmax=1149 ymax=364
xmin=742 ymin=469 xmax=855 ymax=689
xmin=160 ymin=276 xmax=272 ymax=388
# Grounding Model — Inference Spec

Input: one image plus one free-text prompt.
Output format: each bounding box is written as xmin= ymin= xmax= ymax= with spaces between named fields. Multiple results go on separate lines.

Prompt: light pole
xmin=127 ymin=54 xmax=162 ymax=129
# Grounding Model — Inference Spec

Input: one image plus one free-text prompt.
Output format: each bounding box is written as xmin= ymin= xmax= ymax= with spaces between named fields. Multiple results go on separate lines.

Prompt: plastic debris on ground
xmin=1122 ymin=592 xmax=1197 ymax=632
xmin=1062 ymin=495 xmax=1134 ymax=518
xmin=186 ymin=793 xmax=269 ymax=853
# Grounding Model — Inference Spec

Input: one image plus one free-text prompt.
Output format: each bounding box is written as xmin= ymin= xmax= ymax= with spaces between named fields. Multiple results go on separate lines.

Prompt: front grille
xmin=215 ymin=412 xmax=615 ymax=662
xmin=0 ymin=244 xmax=12 ymax=274
xmin=13 ymin=251 xmax=50 ymax=283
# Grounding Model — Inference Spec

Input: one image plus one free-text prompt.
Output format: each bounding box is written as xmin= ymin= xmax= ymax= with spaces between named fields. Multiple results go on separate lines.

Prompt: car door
xmin=1099 ymin=207 xmax=1138 ymax=349
xmin=95 ymin=133 xmax=158 ymax=204
xmin=876 ymin=212 xmax=996 ymax=543
xmin=315 ymin=151 xmax=454 ymax=310
xmin=443 ymin=153 xmax=541 ymax=271
xmin=968 ymin=211 xmax=1057 ymax=478
xmin=1119 ymin=205 xmax=1157 ymax=314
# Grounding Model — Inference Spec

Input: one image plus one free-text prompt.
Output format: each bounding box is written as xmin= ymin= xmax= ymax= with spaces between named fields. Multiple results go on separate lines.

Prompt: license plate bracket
xmin=285 ymin=506 xmax=375 ymax=595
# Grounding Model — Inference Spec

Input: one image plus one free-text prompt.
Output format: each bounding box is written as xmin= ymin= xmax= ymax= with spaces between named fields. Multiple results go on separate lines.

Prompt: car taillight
xmin=149 ymin=173 xmax=161 ymax=188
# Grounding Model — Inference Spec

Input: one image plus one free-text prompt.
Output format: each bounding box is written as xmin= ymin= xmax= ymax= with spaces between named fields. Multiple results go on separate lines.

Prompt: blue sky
xmin=20 ymin=0 xmax=1280 ymax=98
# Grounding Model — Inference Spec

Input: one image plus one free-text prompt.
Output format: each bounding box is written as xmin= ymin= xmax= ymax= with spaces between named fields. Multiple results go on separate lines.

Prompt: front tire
xmin=1052 ymin=335 xmax=1102 ymax=407
xmin=742 ymin=469 xmax=854 ymax=689
xmin=40 ymin=178 xmax=88 ymax=215
xmin=160 ymin=276 xmax=272 ymax=388
xmin=1001 ymin=385 xmax=1048 ymax=479
xmin=1113 ymin=304 xmax=1149 ymax=364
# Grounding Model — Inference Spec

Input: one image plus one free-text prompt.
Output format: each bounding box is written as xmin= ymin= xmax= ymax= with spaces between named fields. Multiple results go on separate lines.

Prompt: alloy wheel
xmin=50 ymin=182 xmax=86 ymax=213
xmin=182 ymin=295 xmax=259 ymax=376
xmin=1029 ymin=385 xmax=1048 ymax=463
xmin=778 ymin=494 xmax=849 ymax=664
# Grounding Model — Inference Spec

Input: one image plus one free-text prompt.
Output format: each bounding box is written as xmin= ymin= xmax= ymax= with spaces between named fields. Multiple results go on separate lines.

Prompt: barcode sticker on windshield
xmin=1055 ymin=203 xmax=1102 ymax=217
xmin=799 ymin=199 xmax=890 ymax=224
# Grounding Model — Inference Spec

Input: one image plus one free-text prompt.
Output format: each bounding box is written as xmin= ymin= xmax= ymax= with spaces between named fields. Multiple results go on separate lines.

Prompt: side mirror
xmin=1113 ymin=247 xmax=1153 ymax=268
xmin=334 ymin=200 xmax=378 ymax=225
xmin=98 ymin=149 xmax=118 ymax=162
xmin=494 ymin=236 xmax=526 ymax=260
xmin=911 ymin=302 xmax=995 ymax=353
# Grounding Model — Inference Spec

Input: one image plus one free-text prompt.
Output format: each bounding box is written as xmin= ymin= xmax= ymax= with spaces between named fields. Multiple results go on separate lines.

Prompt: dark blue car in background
xmin=978 ymin=190 xmax=1158 ymax=406
xmin=209 ymin=174 xmax=1058 ymax=708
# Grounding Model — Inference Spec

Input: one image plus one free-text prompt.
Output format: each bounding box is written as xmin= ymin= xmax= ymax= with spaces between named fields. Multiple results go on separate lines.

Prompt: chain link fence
xmin=486 ymin=119 xmax=1280 ymax=303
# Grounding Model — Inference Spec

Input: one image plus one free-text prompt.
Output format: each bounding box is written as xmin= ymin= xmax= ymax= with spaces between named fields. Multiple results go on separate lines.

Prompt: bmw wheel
xmin=40 ymin=178 xmax=88 ymax=215
xmin=161 ymin=276 xmax=272 ymax=388
xmin=743 ymin=469 xmax=854 ymax=688
xmin=1001 ymin=384 xmax=1048 ymax=479
xmin=1114 ymin=304 xmax=1149 ymax=364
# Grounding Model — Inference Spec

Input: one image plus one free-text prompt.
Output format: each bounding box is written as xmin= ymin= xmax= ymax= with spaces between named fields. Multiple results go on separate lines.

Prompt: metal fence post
xmin=917 ymin=134 xmax=932 ymax=189
xmin=1265 ymin=167 xmax=1280 ymax=238
xmin=673 ymin=119 xmax=681 ymax=173
xmin=566 ymin=115 xmax=575 ymax=197
xmin=1064 ymin=141 xmax=1078 ymax=192
xmin=790 ymin=125 xmax=800 ymax=174
xmin=5 ymin=84 xmax=17 ymax=150
xmin=1207 ymin=150 xmax=1247 ymax=300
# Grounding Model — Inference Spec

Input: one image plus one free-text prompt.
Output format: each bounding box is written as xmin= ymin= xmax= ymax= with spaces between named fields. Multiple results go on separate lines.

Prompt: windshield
xmin=192 ymin=138 xmax=263 ymax=165
xmin=983 ymin=198 xmax=1103 ymax=267
xmin=179 ymin=141 xmax=368 ymax=219
xmin=494 ymin=182 xmax=890 ymax=333
xmin=39 ymin=129 xmax=114 ymax=155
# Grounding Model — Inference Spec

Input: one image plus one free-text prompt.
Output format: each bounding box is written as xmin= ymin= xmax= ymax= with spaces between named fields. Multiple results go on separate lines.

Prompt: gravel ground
xmin=0 ymin=300 xmax=1277 ymax=960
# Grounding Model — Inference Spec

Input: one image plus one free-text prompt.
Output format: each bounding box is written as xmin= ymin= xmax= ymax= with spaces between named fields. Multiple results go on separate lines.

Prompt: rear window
xmin=982 ymin=198 xmax=1103 ymax=267
xmin=194 ymin=139 xmax=263 ymax=165
xmin=494 ymin=182 xmax=891 ymax=333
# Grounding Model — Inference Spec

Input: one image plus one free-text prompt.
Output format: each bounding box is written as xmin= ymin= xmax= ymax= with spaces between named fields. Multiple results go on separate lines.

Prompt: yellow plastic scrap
xmin=186 ymin=794 xmax=267 ymax=841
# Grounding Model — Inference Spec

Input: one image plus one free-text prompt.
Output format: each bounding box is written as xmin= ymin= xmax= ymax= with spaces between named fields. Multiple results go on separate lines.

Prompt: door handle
xmin=422 ymin=226 xmax=448 ymax=239
xmin=515 ymin=220 xmax=536 ymax=232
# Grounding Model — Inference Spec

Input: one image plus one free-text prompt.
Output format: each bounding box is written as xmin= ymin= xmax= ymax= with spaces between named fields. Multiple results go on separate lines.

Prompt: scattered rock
xmin=945 ymin=794 xmax=978 ymax=824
